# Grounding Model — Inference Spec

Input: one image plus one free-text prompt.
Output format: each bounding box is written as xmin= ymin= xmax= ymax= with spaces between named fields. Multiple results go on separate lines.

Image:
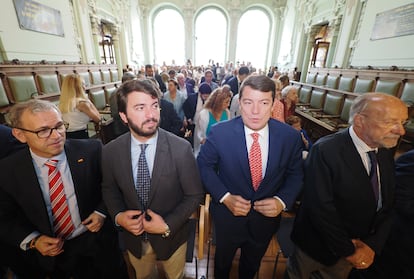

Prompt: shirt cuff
xmin=94 ymin=210 xmax=106 ymax=218
xmin=219 ymin=192 xmax=230 ymax=203
xmin=20 ymin=232 xmax=40 ymax=251
xmin=273 ymin=196 xmax=286 ymax=210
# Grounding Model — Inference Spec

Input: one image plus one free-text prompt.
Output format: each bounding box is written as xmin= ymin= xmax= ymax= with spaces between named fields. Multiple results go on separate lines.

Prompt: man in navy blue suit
xmin=197 ymin=75 xmax=303 ymax=279
xmin=225 ymin=66 xmax=250 ymax=96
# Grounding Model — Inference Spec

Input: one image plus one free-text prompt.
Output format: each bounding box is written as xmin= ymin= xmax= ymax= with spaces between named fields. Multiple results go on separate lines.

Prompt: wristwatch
xmin=162 ymin=224 xmax=171 ymax=238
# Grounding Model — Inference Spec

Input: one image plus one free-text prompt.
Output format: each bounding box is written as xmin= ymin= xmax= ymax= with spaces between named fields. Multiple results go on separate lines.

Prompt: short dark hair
xmin=122 ymin=71 xmax=136 ymax=83
xmin=239 ymin=75 xmax=275 ymax=101
xmin=238 ymin=66 xmax=250 ymax=76
xmin=116 ymin=79 xmax=161 ymax=114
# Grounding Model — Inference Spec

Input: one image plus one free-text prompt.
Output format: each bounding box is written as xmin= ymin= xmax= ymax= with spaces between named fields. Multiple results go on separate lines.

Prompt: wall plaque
xmin=371 ymin=3 xmax=414 ymax=41
xmin=13 ymin=0 xmax=64 ymax=37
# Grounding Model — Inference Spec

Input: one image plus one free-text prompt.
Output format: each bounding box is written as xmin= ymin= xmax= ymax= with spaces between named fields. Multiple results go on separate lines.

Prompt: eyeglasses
xmin=16 ymin=122 xmax=69 ymax=139
xmin=359 ymin=114 xmax=409 ymax=128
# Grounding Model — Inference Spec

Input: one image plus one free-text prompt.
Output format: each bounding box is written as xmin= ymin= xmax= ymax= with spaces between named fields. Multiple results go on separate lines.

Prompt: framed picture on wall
xmin=312 ymin=42 xmax=330 ymax=68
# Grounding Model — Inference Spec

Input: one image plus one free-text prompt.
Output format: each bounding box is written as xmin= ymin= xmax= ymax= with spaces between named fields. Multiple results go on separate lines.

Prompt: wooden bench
xmin=293 ymin=68 xmax=414 ymax=141
xmin=0 ymin=63 xmax=121 ymax=124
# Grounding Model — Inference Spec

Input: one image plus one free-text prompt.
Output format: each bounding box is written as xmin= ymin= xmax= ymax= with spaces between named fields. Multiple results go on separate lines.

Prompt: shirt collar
xmin=244 ymin=124 xmax=268 ymax=139
xmin=30 ymin=149 xmax=67 ymax=169
xmin=130 ymin=130 xmax=158 ymax=146
xmin=349 ymin=126 xmax=378 ymax=153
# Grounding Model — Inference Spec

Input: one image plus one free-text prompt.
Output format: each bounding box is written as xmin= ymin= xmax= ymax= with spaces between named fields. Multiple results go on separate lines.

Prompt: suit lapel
xmin=17 ymin=149 xmax=53 ymax=234
xmin=119 ymin=134 xmax=140 ymax=207
xmin=234 ymin=118 xmax=252 ymax=187
xmin=149 ymin=130 xmax=168 ymax=205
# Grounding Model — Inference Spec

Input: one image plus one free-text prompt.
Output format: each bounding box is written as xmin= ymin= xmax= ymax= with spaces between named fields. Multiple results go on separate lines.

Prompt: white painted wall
xmin=351 ymin=0 xmax=414 ymax=67
xmin=0 ymin=0 xmax=79 ymax=61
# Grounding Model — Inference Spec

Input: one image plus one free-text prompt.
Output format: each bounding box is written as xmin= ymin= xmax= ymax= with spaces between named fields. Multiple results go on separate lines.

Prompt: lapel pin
xmin=77 ymin=158 xmax=84 ymax=163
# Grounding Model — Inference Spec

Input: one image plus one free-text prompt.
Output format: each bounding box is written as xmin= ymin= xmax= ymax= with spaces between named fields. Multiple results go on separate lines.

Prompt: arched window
xmin=153 ymin=8 xmax=185 ymax=66
xmin=195 ymin=8 xmax=227 ymax=66
xmin=235 ymin=8 xmax=271 ymax=71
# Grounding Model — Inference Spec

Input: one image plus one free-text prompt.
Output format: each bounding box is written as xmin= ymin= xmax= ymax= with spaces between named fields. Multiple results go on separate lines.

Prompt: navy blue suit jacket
xmin=225 ymin=76 xmax=239 ymax=96
xmin=197 ymin=117 xmax=303 ymax=240
xmin=183 ymin=93 xmax=199 ymax=121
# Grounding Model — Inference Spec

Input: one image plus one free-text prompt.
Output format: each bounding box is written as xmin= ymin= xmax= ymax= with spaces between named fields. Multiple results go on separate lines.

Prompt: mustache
xmin=143 ymin=118 xmax=159 ymax=125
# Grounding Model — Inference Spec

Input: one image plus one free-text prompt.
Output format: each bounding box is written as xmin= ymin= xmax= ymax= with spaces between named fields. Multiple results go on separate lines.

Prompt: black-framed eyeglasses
xmin=15 ymin=122 xmax=69 ymax=139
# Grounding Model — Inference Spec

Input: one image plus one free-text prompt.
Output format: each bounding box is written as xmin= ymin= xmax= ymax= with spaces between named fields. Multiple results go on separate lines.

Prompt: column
xmin=89 ymin=15 xmax=101 ymax=64
xmin=300 ymin=26 xmax=318 ymax=82
xmin=111 ymin=25 xmax=123 ymax=75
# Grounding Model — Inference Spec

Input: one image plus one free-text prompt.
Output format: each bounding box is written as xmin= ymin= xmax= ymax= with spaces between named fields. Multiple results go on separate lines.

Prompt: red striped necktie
xmin=45 ymin=160 xmax=75 ymax=239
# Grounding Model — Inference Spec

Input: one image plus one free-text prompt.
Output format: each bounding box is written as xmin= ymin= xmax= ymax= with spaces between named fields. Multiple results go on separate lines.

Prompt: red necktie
xmin=249 ymin=133 xmax=262 ymax=191
xmin=45 ymin=160 xmax=75 ymax=239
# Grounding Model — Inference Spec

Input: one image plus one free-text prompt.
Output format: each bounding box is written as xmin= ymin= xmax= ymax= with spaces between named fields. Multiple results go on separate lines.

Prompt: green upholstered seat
xmin=326 ymin=76 xmax=339 ymax=89
xmin=0 ymin=79 xmax=10 ymax=108
xmin=400 ymin=82 xmax=414 ymax=106
xmin=104 ymin=87 xmax=117 ymax=104
xmin=101 ymin=70 xmax=111 ymax=83
xmin=353 ymin=78 xmax=374 ymax=93
xmin=315 ymin=75 xmax=327 ymax=86
xmin=37 ymin=74 xmax=60 ymax=94
xmin=7 ymin=75 xmax=38 ymax=102
xmin=340 ymin=97 xmax=354 ymax=123
xmin=89 ymin=90 xmax=107 ymax=110
xmin=322 ymin=93 xmax=343 ymax=116
xmin=306 ymin=73 xmax=316 ymax=84
xmin=79 ymin=72 xmax=91 ymax=87
xmin=90 ymin=71 xmax=102 ymax=85
xmin=298 ymin=87 xmax=312 ymax=105
xmin=374 ymin=80 xmax=401 ymax=96
xmin=338 ymin=77 xmax=354 ymax=92
xmin=309 ymin=90 xmax=325 ymax=109
xmin=110 ymin=70 xmax=119 ymax=82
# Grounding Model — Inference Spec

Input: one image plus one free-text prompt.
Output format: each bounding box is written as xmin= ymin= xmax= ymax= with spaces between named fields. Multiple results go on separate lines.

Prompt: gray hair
xmin=8 ymin=99 xmax=60 ymax=128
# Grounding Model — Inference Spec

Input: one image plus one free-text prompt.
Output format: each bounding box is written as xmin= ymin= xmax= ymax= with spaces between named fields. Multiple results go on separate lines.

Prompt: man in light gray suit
xmin=102 ymin=79 xmax=204 ymax=279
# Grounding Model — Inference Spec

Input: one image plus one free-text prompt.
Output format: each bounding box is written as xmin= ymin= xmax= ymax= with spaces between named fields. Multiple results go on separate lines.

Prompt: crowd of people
xmin=0 ymin=59 xmax=413 ymax=279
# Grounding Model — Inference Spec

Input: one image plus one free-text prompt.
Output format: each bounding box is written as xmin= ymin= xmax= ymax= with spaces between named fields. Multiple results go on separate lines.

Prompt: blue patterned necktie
xmin=367 ymin=151 xmax=379 ymax=203
xmin=136 ymin=144 xmax=151 ymax=210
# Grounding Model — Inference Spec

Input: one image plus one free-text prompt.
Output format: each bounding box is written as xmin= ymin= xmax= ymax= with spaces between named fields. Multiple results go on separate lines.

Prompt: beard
xmin=127 ymin=116 xmax=160 ymax=138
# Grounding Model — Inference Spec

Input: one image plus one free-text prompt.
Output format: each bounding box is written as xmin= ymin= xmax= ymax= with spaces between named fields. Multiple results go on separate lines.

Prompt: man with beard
xmin=101 ymin=79 xmax=204 ymax=279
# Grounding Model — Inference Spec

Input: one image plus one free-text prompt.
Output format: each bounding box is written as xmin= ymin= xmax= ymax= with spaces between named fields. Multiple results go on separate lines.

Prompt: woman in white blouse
xmin=59 ymin=74 xmax=101 ymax=139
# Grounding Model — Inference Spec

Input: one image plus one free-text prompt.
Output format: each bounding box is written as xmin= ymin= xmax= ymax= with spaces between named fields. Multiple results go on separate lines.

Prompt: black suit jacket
xmin=0 ymin=139 xmax=106 ymax=270
xmin=225 ymin=76 xmax=239 ymax=96
xmin=0 ymin=124 xmax=25 ymax=159
xmin=291 ymin=129 xmax=395 ymax=266
xmin=183 ymin=93 xmax=198 ymax=121
xmin=102 ymin=129 xmax=204 ymax=260
xmin=160 ymin=99 xmax=182 ymax=135
xmin=155 ymin=74 xmax=166 ymax=93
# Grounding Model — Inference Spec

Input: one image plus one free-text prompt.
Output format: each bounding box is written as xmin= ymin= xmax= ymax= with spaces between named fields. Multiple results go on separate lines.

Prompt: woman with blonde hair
xmin=59 ymin=74 xmax=101 ymax=139
xmin=197 ymin=86 xmax=232 ymax=147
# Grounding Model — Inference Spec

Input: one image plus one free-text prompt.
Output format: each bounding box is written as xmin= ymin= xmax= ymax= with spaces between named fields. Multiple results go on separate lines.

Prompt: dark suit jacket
xmin=197 ymin=117 xmax=303 ymax=242
xmin=183 ymin=93 xmax=199 ymax=121
xmin=160 ymin=99 xmax=182 ymax=136
xmin=0 ymin=124 xmax=26 ymax=159
xmin=225 ymin=76 xmax=239 ymax=96
xmin=154 ymin=74 xmax=166 ymax=93
xmin=378 ymin=149 xmax=414 ymax=278
xmin=291 ymin=129 xmax=395 ymax=266
xmin=101 ymin=129 xmax=204 ymax=260
xmin=0 ymin=139 xmax=106 ymax=270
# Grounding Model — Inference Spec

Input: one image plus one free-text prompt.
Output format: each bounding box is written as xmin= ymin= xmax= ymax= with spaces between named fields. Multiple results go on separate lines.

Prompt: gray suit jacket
xmin=102 ymin=128 xmax=204 ymax=260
